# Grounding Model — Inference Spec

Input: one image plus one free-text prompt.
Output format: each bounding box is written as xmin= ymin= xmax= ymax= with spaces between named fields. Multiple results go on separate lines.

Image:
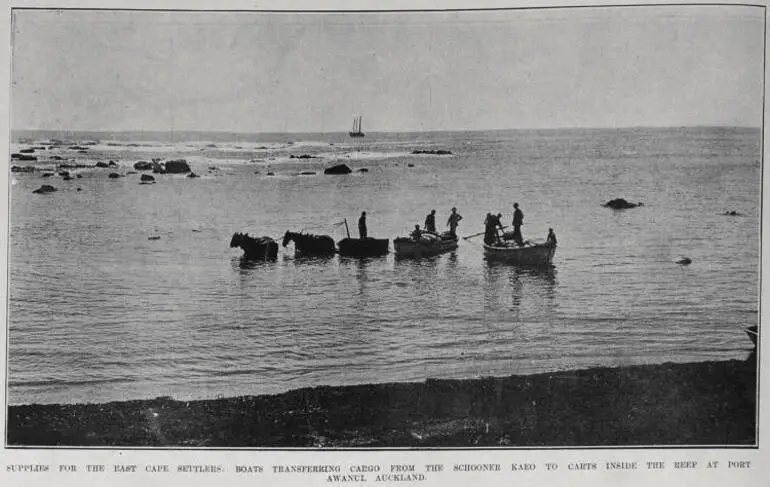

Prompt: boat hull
xmin=483 ymin=242 xmax=556 ymax=266
xmin=337 ymin=238 xmax=389 ymax=257
xmin=394 ymin=236 xmax=458 ymax=258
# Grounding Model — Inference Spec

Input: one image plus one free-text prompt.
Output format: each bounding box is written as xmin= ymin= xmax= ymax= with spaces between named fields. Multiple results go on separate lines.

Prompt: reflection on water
xmin=484 ymin=261 xmax=558 ymax=316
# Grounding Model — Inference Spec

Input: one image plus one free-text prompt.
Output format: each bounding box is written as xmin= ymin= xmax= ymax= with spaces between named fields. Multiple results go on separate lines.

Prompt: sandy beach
xmin=7 ymin=357 xmax=756 ymax=447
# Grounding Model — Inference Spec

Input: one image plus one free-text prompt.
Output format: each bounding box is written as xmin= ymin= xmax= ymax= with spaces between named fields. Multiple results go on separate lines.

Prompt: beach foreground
xmin=7 ymin=358 xmax=756 ymax=447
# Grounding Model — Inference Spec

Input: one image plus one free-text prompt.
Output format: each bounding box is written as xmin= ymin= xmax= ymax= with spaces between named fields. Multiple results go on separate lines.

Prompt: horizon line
xmin=11 ymin=124 xmax=762 ymax=137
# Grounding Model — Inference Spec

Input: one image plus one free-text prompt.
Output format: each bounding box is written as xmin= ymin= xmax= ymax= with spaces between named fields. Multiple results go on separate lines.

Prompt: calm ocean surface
xmin=8 ymin=127 xmax=761 ymax=405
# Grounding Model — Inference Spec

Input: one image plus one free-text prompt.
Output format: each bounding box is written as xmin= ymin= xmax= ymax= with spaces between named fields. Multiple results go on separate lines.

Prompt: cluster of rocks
xmin=133 ymin=159 xmax=191 ymax=174
xmin=289 ymin=154 xmax=318 ymax=159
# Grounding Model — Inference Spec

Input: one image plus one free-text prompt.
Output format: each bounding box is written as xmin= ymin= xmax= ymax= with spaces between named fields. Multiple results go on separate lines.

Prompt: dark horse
xmin=282 ymin=230 xmax=336 ymax=256
xmin=230 ymin=232 xmax=279 ymax=261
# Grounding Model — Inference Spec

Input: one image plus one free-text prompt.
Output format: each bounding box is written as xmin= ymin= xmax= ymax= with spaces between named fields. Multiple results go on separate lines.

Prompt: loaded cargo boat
xmin=394 ymin=232 xmax=458 ymax=258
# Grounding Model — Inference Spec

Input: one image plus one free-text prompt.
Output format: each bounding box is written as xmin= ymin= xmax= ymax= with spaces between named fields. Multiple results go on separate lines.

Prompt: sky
xmin=10 ymin=6 xmax=765 ymax=133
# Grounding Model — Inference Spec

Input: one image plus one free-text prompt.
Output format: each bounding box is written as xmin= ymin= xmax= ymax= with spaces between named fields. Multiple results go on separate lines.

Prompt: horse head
xmin=282 ymin=230 xmax=293 ymax=247
xmin=230 ymin=232 xmax=243 ymax=248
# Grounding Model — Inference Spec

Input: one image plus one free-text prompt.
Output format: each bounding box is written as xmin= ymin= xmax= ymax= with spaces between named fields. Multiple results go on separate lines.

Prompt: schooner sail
xmin=349 ymin=116 xmax=365 ymax=137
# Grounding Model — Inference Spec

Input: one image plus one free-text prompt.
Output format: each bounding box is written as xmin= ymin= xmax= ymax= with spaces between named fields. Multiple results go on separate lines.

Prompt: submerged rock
xmin=324 ymin=163 xmax=352 ymax=175
xmin=675 ymin=257 xmax=692 ymax=265
xmin=411 ymin=149 xmax=452 ymax=155
xmin=299 ymin=171 xmax=316 ymax=176
xmin=358 ymin=168 xmax=369 ymax=173
xmin=95 ymin=161 xmax=109 ymax=168
xmin=186 ymin=172 xmax=199 ymax=178
xmin=134 ymin=161 xmax=153 ymax=171
xmin=140 ymin=174 xmax=155 ymax=184
xmin=108 ymin=173 xmax=121 ymax=179
xmin=11 ymin=153 xmax=37 ymax=161
xmin=603 ymin=198 xmax=643 ymax=210
xmin=164 ymin=159 xmax=191 ymax=174
xmin=32 ymin=184 xmax=57 ymax=194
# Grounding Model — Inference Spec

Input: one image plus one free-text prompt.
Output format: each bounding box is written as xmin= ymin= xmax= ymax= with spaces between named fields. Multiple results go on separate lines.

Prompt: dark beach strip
xmin=7 ymin=358 xmax=755 ymax=447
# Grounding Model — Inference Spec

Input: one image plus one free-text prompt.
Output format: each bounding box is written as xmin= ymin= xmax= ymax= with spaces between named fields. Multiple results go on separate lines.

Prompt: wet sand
xmin=7 ymin=358 xmax=756 ymax=447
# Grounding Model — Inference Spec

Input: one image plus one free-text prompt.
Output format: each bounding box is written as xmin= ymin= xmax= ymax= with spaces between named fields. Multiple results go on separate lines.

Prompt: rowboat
xmin=337 ymin=237 xmax=389 ymax=257
xmin=746 ymin=326 xmax=758 ymax=348
xmin=483 ymin=240 xmax=556 ymax=266
xmin=394 ymin=232 xmax=458 ymax=258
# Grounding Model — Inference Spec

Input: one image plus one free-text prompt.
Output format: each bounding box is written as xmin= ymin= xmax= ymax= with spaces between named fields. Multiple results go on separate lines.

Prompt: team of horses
xmin=231 ymin=230 xmax=360 ymax=261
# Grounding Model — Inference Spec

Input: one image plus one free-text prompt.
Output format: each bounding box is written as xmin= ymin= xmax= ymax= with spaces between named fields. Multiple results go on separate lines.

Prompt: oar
xmin=463 ymin=225 xmax=509 ymax=240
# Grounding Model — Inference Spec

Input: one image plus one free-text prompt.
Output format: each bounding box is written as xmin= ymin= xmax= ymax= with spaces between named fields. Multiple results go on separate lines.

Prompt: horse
xmin=282 ymin=230 xmax=336 ymax=256
xmin=230 ymin=232 xmax=278 ymax=261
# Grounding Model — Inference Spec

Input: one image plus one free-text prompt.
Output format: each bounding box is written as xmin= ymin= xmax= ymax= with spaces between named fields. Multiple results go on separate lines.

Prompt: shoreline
xmin=7 ymin=358 xmax=756 ymax=447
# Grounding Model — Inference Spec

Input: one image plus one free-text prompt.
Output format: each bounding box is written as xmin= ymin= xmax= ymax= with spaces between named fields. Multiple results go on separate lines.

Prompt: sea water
xmin=8 ymin=126 xmax=761 ymax=405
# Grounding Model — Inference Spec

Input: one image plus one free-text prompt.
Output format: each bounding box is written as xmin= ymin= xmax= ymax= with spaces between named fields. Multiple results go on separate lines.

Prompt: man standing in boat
xmin=358 ymin=211 xmax=368 ymax=239
xmin=547 ymin=228 xmax=557 ymax=246
xmin=447 ymin=207 xmax=463 ymax=238
xmin=484 ymin=212 xmax=504 ymax=245
xmin=425 ymin=209 xmax=437 ymax=234
xmin=512 ymin=203 xmax=524 ymax=245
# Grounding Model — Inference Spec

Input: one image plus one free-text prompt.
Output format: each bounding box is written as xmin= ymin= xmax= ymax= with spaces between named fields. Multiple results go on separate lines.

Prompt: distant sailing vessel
xmin=349 ymin=116 xmax=365 ymax=138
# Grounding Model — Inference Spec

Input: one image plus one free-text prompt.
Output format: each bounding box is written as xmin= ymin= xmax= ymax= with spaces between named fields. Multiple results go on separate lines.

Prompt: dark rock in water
xmin=407 ymin=163 xmax=415 ymax=167
xmin=324 ymin=164 xmax=353 ymax=175
xmin=676 ymin=257 xmax=692 ymax=265
xmin=603 ymin=198 xmax=643 ymax=210
xmin=76 ymin=174 xmax=82 ymax=178
xmin=134 ymin=161 xmax=153 ymax=171
xmin=95 ymin=161 xmax=109 ymax=168
xmin=267 ymin=172 xmax=275 ymax=176
xmin=186 ymin=172 xmax=199 ymax=178
xmin=411 ymin=149 xmax=453 ymax=155
xmin=126 ymin=171 xmax=137 ymax=175
xmin=62 ymin=175 xmax=73 ymax=181
xmin=77 ymin=150 xmax=88 ymax=154
xmin=205 ymin=143 xmax=217 ymax=148
xmin=58 ymin=163 xmax=90 ymax=169
xmin=19 ymin=148 xmax=35 ymax=153
xmin=290 ymin=154 xmax=317 ymax=159
xmin=11 ymin=165 xmax=35 ymax=173
xmin=358 ymin=168 xmax=369 ymax=172
xmin=164 ymin=159 xmax=191 ymax=174
xmin=76 ymin=187 xmax=82 ymax=191
xmin=108 ymin=161 xmax=117 ymax=167
xmin=41 ymin=172 xmax=53 ymax=177
xmin=11 ymin=153 xmax=37 ymax=161
xmin=108 ymin=172 xmax=121 ymax=179
xmin=32 ymin=184 xmax=57 ymax=194
xmin=140 ymin=174 xmax=155 ymax=184
xmin=58 ymin=171 xmax=70 ymax=177
xmin=151 ymin=162 xmax=165 ymax=174
xmin=253 ymin=171 xmax=260 ymax=174
xmin=50 ymin=155 xmax=63 ymax=161
xmin=68 ymin=145 xmax=89 ymax=150
xmin=300 ymin=171 xmax=316 ymax=175
xmin=724 ymin=210 xmax=742 ymax=216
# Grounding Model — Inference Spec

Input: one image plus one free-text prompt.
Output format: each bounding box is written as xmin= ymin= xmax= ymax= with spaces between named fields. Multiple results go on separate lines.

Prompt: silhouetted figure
xmin=358 ymin=211 xmax=368 ymax=239
xmin=512 ymin=202 xmax=524 ymax=245
xmin=547 ymin=228 xmax=557 ymax=246
xmin=411 ymin=225 xmax=423 ymax=240
xmin=447 ymin=207 xmax=463 ymax=238
xmin=425 ymin=209 xmax=436 ymax=233
xmin=484 ymin=213 xmax=503 ymax=245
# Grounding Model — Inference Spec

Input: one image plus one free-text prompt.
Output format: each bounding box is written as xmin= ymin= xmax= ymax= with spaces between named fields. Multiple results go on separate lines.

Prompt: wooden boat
xmin=349 ymin=115 xmax=365 ymax=138
xmin=746 ymin=326 xmax=758 ymax=347
xmin=483 ymin=240 xmax=556 ymax=266
xmin=338 ymin=237 xmax=389 ymax=257
xmin=394 ymin=232 xmax=458 ymax=258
